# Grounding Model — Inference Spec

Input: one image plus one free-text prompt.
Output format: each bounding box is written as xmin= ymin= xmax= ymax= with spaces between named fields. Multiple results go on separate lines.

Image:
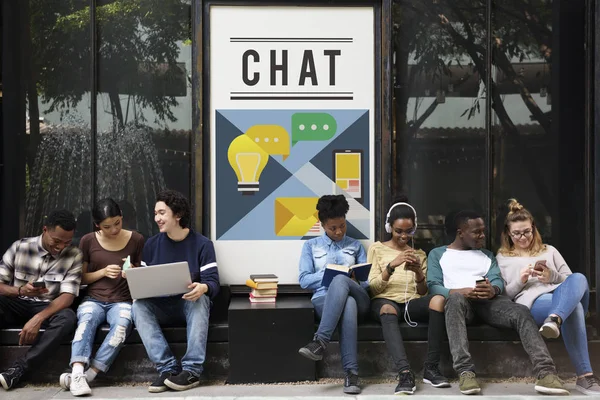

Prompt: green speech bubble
xmin=291 ymin=113 xmax=337 ymax=145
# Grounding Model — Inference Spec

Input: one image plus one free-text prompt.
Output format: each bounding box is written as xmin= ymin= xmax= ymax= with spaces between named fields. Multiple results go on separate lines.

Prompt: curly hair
xmin=45 ymin=209 xmax=76 ymax=231
xmin=156 ymin=189 xmax=191 ymax=228
xmin=498 ymin=198 xmax=545 ymax=256
xmin=316 ymin=195 xmax=349 ymax=223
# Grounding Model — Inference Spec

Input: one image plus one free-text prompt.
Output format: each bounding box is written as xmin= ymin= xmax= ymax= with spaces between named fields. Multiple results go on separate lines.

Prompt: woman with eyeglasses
xmin=497 ymin=199 xmax=599 ymax=395
xmin=367 ymin=196 xmax=449 ymax=395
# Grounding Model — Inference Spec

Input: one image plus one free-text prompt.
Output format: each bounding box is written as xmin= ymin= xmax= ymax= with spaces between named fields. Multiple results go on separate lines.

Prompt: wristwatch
xmin=493 ymin=285 xmax=501 ymax=296
xmin=386 ymin=263 xmax=395 ymax=275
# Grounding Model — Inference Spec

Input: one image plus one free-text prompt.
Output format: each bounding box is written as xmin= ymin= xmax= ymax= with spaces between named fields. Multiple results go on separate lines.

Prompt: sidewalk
xmin=2 ymin=380 xmax=588 ymax=400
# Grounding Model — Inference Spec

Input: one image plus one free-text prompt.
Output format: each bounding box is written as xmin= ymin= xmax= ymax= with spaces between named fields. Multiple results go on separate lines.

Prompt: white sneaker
xmin=70 ymin=373 xmax=91 ymax=397
xmin=539 ymin=316 xmax=561 ymax=339
xmin=59 ymin=373 xmax=72 ymax=390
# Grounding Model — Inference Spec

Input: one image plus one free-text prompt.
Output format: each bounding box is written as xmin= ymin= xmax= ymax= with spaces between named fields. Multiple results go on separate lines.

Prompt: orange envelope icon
xmin=274 ymin=197 xmax=320 ymax=236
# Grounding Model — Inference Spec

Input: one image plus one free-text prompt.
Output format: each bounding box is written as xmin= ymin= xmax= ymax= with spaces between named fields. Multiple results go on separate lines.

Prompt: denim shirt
xmin=298 ymin=233 xmax=368 ymax=300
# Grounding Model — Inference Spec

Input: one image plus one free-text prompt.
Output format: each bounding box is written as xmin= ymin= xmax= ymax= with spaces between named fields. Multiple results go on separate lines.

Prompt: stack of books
xmin=246 ymin=274 xmax=278 ymax=303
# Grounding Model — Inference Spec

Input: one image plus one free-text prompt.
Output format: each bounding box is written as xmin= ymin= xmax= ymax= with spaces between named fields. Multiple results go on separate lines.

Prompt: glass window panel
xmin=491 ymin=0 xmax=587 ymax=273
xmin=96 ymin=0 xmax=192 ymax=237
xmin=392 ymin=0 xmax=488 ymax=251
xmin=25 ymin=0 xmax=92 ymax=244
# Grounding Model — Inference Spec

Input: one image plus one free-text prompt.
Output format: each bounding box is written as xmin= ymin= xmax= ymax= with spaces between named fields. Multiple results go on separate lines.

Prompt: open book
xmin=321 ymin=263 xmax=372 ymax=287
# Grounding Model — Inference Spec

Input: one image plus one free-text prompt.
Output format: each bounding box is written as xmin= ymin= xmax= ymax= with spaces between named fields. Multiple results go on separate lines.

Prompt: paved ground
xmin=1 ymin=380 xmax=589 ymax=399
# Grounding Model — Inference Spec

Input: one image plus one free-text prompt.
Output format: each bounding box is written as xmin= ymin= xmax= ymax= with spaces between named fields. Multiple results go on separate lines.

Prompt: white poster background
xmin=210 ymin=6 xmax=375 ymax=284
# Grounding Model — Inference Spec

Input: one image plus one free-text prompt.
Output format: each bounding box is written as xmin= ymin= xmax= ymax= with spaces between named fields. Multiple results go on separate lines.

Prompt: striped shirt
xmin=0 ymin=235 xmax=83 ymax=301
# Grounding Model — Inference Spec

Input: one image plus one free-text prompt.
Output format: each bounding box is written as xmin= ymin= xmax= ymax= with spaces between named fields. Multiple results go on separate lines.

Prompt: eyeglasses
xmin=394 ymin=228 xmax=416 ymax=236
xmin=510 ymin=230 xmax=533 ymax=239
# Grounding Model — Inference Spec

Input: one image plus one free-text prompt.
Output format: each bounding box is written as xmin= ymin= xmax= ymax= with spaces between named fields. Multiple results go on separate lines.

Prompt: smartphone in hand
xmin=475 ymin=277 xmax=486 ymax=285
xmin=32 ymin=280 xmax=46 ymax=288
xmin=533 ymin=260 xmax=546 ymax=272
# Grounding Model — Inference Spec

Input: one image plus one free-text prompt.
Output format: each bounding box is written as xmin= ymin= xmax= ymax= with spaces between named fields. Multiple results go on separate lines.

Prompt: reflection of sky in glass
xmin=408 ymin=93 xmax=551 ymax=128
xmin=39 ymin=41 xmax=192 ymax=130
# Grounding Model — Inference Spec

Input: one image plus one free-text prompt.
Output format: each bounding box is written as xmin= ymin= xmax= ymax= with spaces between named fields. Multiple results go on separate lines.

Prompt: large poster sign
xmin=210 ymin=6 xmax=375 ymax=284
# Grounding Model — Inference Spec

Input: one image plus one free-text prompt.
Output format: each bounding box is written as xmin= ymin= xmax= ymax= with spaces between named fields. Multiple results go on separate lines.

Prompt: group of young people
xmin=298 ymin=195 xmax=599 ymax=396
xmin=0 ymin=190 xmax=219 ymax=396
xmin=0 ymin=191 xmax=597 ymax=397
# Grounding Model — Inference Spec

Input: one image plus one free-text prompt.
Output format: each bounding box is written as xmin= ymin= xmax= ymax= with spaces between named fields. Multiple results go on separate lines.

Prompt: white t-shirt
xmin=439 ymin=248 xmax=492 ymax=289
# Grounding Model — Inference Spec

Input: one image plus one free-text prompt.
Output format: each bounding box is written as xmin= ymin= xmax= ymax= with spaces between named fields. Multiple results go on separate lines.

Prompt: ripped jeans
xmin=69 ymin=298 xmax=133 ymax=372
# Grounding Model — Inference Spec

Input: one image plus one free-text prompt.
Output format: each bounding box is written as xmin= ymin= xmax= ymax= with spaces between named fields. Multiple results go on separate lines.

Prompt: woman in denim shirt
xmin=298 ymin=195 xmax=370 ymax=394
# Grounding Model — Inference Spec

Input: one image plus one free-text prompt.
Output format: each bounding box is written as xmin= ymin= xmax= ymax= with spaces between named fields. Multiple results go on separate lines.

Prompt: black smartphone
xmin=475 ymin=277 xmax=486 ymax=284
xmin=32 ymin=281 xmax=46 ymax=288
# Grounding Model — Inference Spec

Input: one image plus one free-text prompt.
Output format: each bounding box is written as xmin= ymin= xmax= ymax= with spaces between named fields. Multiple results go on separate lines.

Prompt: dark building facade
xmin=1 ymin=0 xmax=599 ymax=327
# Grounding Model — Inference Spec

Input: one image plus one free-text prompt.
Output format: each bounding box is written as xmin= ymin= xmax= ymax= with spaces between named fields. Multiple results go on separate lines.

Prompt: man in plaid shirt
xmin=0 ymin=209 xmax=83 ymax=390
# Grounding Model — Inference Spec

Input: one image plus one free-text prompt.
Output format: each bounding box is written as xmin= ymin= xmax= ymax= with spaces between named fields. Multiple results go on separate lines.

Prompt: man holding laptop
xmin=0 ymin=210 xmax=83 ymax=390
xmin=131 ymin=190 xmax=220 ymax=393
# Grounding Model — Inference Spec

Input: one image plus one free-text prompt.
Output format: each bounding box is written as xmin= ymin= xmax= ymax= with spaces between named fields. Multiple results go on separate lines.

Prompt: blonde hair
xmin=498 ymin=198 xmax=546 ymax=256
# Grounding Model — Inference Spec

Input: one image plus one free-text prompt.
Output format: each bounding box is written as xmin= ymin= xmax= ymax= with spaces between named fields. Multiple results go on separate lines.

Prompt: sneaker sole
xmin=534 ymin=385 xmax=570 ymax=395
xmin=148 ymin=385 xmax=169 ymax=393
xmin=394 ymin=386 xmax=416 ymax=394
xmin=539 ymin=324 xmax=560 ymax=339
xmin=71 ymin=387 xmax=92 ymax=396
xmin=0 ymin=375 xmax=9 ymax=390
xmin=59 ymin=373 xmax=71 ymax=390
xmin=460 ymin=387 xmax=481 ymax=395
xmin=343 ymin=385 xmax=361 ymax=394
xmin=298 ymin=348 xmax=323 ymax=361
xmin=575 ymin=384 xmax=600 ymax=396
xmin=423 ymin=378 xmax=451 ymax=388
xmin=164 ymin=379 xmax=200 ymax=391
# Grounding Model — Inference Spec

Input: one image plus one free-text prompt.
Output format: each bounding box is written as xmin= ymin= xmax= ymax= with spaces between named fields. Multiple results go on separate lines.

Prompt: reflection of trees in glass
xmin=27 ymin=0 xmax=190 ymax=157
xmin=393 ymin=0 xmax=554 ymax=206
xmin=23 ymin=0 xmax=190 ymax=235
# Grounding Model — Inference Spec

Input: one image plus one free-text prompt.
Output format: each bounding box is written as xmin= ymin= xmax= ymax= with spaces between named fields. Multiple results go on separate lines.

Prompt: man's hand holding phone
xmin=473 ymin=278 xmax=495 ymax=299
xmin=20 ymin=281 xmax=48 ymax=297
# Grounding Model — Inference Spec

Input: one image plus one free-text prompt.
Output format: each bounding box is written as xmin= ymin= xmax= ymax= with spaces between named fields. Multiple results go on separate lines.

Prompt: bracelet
xmin=18 ymin=285 xmax=23 ymax=296
xmin=385 ymin=263 xmax=395 ymax=275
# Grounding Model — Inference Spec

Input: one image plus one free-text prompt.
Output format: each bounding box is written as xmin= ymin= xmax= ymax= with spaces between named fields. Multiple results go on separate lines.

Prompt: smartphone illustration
xmin=333 ymin=149 xmax=363 ymax=204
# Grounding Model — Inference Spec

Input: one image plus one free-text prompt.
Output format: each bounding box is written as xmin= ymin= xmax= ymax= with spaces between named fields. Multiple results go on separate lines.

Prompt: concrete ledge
xmin=2 ymin=340 xmax=599 ymax=383
xmin=318 ymin=340 xmax=600 ymax=379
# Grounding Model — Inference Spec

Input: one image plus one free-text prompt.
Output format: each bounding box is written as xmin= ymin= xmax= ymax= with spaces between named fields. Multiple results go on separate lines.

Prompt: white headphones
xmin=385 ymin=202 xmax=418 ymax=234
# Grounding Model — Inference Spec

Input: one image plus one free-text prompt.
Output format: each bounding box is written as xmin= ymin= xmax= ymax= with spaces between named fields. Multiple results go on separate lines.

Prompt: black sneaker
xmin=148 ymin=371 xmax=173 ymax=393
xmin=164 ymin=370 xmax=200 ymax=391
xmin=423 ymin=364 xmax=451 ymax=388
xmin=343 ymin=372 xmax=361 ymax=394
xmin=0 ymin=365 xmax=24 ymax=391
xmin=395 ymin=370 xmax=416 ymax=395
xmin=298 ymin=338 xmax=326 ymax=361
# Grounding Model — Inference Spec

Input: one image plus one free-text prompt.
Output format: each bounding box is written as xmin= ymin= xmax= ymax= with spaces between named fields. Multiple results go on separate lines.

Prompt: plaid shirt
xmin=0 ymin=235 xmax=83 ymax=301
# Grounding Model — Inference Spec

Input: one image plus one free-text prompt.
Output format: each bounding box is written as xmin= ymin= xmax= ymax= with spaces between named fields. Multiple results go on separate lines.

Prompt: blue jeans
xmin=70 ymin=298 xmax=133 ymax=372
xmin=312 ymin=275 xmax=370 ymax=374
xmin=131 ymin=295 xmax=211 ymax=377
xmin=530 ymin=273 xmax=591 ymax=376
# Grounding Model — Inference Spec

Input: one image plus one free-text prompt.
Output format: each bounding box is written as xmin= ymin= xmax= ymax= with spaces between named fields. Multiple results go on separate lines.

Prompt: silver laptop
xmin=126 ymin=261 xmax=192 ymax=300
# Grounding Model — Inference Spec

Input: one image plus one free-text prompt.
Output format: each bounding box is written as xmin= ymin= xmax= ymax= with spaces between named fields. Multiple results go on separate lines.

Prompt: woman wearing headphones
xmin=367 ymin=196 xmax=449 ymax=395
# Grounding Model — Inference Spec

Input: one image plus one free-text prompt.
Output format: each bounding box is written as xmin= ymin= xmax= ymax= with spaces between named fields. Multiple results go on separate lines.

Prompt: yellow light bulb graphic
xmin=227 ymin=135 xmax=269 ymax=194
